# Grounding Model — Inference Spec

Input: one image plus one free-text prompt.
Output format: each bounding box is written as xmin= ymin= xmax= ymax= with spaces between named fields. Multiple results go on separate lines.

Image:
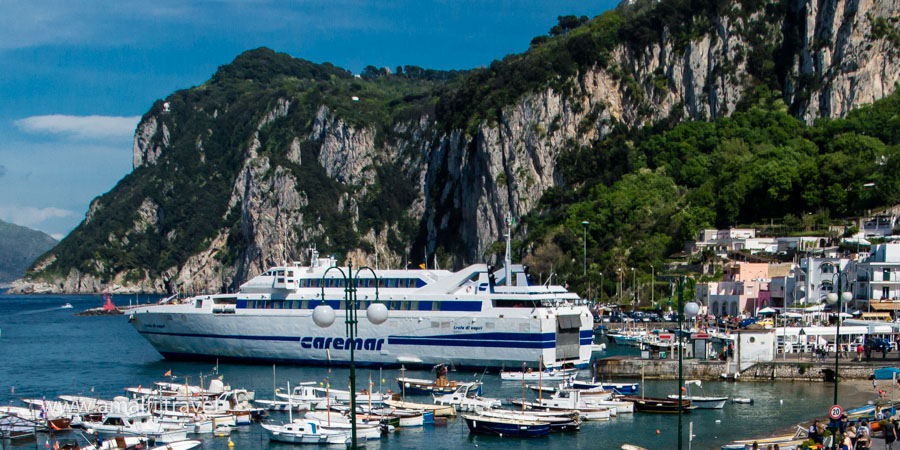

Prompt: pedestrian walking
xmin=857 ymin=420 xmax=871 ymax=449
xmin=885 ymin=418 xmax=897 ymax=450
xmin=858 ymin=344 xmax=864 ymax=362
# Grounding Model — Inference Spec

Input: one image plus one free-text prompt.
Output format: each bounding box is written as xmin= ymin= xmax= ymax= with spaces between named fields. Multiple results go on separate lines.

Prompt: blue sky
xmin=0 ymin=0 xmax=617 ymax=239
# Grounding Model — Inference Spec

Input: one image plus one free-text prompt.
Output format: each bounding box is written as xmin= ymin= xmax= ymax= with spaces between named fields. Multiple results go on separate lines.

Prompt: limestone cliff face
xmin=12 ymin=0 xmax=899 ymax=293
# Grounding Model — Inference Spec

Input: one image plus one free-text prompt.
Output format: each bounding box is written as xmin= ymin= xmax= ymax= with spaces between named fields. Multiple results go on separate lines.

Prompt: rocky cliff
xmin=12 ymin=0 xmax=900 ymax=294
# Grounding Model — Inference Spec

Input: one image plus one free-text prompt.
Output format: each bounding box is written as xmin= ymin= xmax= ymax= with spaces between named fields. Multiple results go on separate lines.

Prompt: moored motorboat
xmin=509 ymin=390 xmax=612 ymax=421
xmin=461 ymin=413 xmax=550 ymax=438
xmin=432 ymin=384 xmax=501 ymax=412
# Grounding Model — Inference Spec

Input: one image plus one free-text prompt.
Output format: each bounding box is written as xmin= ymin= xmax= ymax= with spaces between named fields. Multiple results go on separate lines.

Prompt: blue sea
xmin=0 ymin=294 xmax=877 ymax=449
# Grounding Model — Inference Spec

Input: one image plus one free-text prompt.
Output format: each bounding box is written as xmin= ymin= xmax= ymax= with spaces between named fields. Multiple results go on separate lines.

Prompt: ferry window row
xmin=237 ymin=299 xmax=481 ymax=312
xmin=291 ymin=278 xmax=426 ymax=288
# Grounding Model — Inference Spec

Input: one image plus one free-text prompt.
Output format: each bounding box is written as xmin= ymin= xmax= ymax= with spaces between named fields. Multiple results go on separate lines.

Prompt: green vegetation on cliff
xmin=525 ymin=90 xmax=900 ymax=299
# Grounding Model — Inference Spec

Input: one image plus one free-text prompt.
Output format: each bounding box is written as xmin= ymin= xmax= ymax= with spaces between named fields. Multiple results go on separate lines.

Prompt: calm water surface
xmin=0 ymin=294 xmax=878 ymax=449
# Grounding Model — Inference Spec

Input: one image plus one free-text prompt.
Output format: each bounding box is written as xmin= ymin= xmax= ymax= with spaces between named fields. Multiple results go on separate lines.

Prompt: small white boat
xmin=667 ymin=380 xmax=727 ymax=409
xmin=150 ymin=440 xmax=203 ymax=450
xmin=62 ymin=303 xmax=74 ymax=309
xmin=732 ymin=397 xmax=754 ymax=404
xmin=433 ymin=384 xmax=501 ymax=412
xmin=261 ymin=420 xmax=349 ymax=444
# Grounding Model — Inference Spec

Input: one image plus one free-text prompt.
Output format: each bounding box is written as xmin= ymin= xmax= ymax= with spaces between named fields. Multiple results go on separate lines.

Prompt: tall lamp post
xmin=313 ymin=264 xmax=388 ymax=449
xmin=678 ymin=276 xmax=700 ymax=450
xmin=582 ymin=221 xmax=589 ymax=277
xmin=598 ymin=272 xmax=603 ymax=303
xmin=825 ymin=271 xmax=852 ymax=420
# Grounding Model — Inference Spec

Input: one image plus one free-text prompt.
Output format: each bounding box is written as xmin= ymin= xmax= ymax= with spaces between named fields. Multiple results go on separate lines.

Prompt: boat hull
xmin=132 ymin=300 xmax=592 ymax=370
xmin=462 ymin=414 xmax=550 ymax=438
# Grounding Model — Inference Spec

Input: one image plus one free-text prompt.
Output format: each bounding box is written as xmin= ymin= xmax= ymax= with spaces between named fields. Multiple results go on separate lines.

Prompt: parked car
xmin=865 ymin=337 xmax=891 ymax=354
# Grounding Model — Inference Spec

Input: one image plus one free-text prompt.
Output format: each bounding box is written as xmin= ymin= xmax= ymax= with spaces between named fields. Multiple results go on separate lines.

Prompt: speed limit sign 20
xmin=829 ymin=405 xmax=843 ymax=419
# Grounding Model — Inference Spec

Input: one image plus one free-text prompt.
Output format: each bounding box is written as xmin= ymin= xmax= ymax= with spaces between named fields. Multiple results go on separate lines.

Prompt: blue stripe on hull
xmin=157 ymin=351 xmax=589 ymax=371
xmin=139 ymin=330 xmax=567 ymax=349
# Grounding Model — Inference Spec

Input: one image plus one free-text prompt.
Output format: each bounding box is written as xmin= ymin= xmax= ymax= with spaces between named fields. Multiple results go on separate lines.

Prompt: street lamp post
xmin=582 ymin=221 xmax=589 ymax=277
xmin=598 ymin=272 xmax=603 ymax=303
xmin=631 ymin=267 xmax=636 ymax=305
xmin=678 ymin=276 xmax=700 ymax=450
xmin=313 ymin=264 xmax=388 ymax=449
xmin=825 ymin=270 xmax=852 ymax=438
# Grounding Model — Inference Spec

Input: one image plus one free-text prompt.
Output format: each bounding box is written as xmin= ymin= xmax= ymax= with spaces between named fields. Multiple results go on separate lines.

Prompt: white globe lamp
xmin=684 ymin=301 xmax=700 ymax=319
xmin=312 ymin=303 xmax=336 ymax=328
xmin=366 ymin=302 xmax=388 ymax=325
xmin=826 ymin=292 xmax=838 ymax=304
xmin=841 ymin=292 xmax=852 ymax=303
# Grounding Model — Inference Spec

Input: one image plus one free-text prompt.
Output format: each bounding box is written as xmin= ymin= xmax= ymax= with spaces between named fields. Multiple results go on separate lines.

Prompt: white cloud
xmin=14 ymin=115 xmax=140 ymax=140
xmin=50 ymin=233 xmax=65 ymax=241
xmin=0 ymin=205 xmax=75 ymax=229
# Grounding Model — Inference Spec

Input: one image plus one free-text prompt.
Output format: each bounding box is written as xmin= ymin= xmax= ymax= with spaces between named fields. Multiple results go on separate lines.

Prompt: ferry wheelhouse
xmin=131 ymin=235 xmax=592 ymax=369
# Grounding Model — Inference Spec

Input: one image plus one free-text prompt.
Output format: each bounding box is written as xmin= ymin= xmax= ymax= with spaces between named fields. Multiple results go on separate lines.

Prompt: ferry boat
xmin=129 ymin=223 xmax=592 ymax=370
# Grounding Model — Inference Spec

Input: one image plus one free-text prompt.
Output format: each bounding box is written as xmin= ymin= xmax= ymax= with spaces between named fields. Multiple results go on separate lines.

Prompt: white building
xmin=798 ymin=256 xmax=851 ymax=304
xmin=848 ymin=243 xmax=900 ymax=310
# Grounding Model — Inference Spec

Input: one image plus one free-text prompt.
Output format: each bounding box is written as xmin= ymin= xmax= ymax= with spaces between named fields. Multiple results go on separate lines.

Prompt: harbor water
xmin=0 ymin=294 xmax=879 ymax=449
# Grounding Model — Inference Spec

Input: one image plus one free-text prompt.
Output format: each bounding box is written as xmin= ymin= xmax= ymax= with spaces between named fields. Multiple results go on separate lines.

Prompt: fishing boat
xmin=620 ymin=396 xmax=693 ymax=414
xmin=129 ymin=221 xmax=593 ymax=370
xmin=666 ymin=380 xmax=727 ymax=409
xmin=433 ymin=383 xmax=502 ymax=412
xmin=396 ymin=363 xmax=482 ymax=395
xmin=0 ymin=404 xmax=72 ymax=431
xmin=460 ymin=413 xmax=550 ymax=438
xmin=0 ymin=414 xmax=38 ymax=439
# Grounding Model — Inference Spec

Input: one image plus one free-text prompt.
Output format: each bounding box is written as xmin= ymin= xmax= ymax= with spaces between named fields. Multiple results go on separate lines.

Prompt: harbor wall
xmin=594 ymin=357 xmax=879 ymax=382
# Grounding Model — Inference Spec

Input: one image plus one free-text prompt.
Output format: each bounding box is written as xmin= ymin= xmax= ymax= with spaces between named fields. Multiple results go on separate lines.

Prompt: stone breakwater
xmin=594 ymin=356 xmax=880 ymax=381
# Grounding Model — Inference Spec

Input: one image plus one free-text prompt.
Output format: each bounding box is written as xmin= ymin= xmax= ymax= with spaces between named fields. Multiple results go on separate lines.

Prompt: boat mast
xmin=505 ymin=214 xmax=513 ymax=287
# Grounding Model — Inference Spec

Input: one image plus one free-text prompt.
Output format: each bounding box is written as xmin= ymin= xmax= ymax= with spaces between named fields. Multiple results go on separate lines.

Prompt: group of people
xmin=807 ymin=414 xmax=900 ymax=449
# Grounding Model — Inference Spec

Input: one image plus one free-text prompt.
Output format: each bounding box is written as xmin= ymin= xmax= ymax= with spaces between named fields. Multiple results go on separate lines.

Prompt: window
xmin=884 ymin=287 xmax=890 ymax=300
xmin=885 ymin=268 xmax=891 ymax=282
xmin=821 ymin=263 xmax=835 ymax=274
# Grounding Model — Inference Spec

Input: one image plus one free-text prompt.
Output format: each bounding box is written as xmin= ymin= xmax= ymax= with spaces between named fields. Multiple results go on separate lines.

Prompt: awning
xmin=758 ymin=307 xmax=776 ymax=314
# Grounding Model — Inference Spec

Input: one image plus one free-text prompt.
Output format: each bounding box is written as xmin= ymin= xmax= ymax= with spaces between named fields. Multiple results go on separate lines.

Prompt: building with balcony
xmin=848 ymin=243 xmax=900 ymax=311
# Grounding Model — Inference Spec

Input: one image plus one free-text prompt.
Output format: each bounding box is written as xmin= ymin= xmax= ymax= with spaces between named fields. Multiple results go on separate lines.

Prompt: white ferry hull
xmin=132 ymin=307 xmax=592 ymax=369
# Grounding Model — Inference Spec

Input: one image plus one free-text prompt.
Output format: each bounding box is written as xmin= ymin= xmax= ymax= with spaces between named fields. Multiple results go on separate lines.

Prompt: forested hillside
xmin=0 ymin=220 xmax=57 ymax=285
xmin=13 ymin=0 xmax=900 ymax=294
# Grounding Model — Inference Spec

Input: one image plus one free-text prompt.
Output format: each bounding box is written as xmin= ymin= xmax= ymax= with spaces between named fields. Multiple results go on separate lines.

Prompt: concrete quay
xmin=593 ymin=355 xmax=891 ymax=381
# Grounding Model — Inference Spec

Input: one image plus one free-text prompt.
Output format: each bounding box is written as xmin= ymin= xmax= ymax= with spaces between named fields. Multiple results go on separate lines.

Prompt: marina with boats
xmin=2 ymin=292 xmax=897 ymax=449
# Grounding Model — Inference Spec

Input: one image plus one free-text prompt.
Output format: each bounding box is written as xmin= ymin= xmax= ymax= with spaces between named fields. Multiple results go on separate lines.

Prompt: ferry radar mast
xmin=504 ymin=214 xmax=514 ymax=287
